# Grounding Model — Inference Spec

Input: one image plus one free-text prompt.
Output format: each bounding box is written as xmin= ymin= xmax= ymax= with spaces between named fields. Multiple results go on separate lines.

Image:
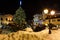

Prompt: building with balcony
xmin=43 ymin=12 xmax=60 ymax=26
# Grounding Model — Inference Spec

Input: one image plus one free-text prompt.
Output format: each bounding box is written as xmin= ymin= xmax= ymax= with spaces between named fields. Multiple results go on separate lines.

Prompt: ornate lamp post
xmin=43 ymin=9 xmax=55 ymax=34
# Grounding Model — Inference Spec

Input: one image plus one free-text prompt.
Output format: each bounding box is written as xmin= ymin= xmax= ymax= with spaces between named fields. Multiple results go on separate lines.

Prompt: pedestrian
xmin=48 ymin=23 xmax=52 ymax=34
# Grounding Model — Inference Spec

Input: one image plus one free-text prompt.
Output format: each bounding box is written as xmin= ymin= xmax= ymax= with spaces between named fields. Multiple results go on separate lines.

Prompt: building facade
xmin=0 ymin=14 xmax=13 ymax=25
xmin=43 ymin=13 xmax=60 ymax=26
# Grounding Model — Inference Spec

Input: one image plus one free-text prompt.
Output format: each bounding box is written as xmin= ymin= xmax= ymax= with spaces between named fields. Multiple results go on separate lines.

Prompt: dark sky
xmin=22 ymin=0 xmax=60 ymax=20
xmin=0 ymin=0 xmax=20 ymax=15
xmin=0 ymin=0 xmax=60 ymax=20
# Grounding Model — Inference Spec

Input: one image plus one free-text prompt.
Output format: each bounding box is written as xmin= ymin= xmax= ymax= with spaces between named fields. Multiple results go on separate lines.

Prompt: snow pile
xmin=0 ymin=29 xmax=49 ymax=40
xmin=24 ymin=27 xmax=33 ymax=32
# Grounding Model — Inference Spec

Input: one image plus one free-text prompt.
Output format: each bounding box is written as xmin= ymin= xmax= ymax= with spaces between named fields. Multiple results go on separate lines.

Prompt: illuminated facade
xmin=0 ymin=14 xmax=13 ymax=25
xmin=43 ymin=13 xmax=60 ymax=26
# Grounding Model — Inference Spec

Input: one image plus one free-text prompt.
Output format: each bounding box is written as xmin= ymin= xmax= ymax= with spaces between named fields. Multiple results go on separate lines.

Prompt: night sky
xmin=0 ymin=0 xmax=60 ymax=20
xmin=0 ymin=0 xmax=20 ymax=15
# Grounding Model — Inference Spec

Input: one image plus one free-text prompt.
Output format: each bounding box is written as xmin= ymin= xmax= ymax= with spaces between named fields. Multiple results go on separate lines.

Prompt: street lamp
xmin=42 ymin=9 xmax=49 ymax=20
xmin=43 ymin=9 xmax=55 ymax=34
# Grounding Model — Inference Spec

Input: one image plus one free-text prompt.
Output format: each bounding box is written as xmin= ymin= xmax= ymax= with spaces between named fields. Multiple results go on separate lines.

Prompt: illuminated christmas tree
xmin=13 ymin=7 xmax=26 ymax=24
xmin=13 ymin=1 xmax=26 ymax=30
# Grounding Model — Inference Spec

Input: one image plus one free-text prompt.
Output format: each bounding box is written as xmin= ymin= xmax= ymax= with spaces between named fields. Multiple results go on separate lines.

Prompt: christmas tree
xmin=13 ymin=1 xmax=27 ymax=30
xmin=13 ymin=7 xmax=26 ymax=25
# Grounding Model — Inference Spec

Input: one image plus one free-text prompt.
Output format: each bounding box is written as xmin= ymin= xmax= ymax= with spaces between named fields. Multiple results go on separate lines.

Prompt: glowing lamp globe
xmin=44 ymin=9 xmax=48 ymax=14
xmin=50 ymin=10 xmax=55 ymax=15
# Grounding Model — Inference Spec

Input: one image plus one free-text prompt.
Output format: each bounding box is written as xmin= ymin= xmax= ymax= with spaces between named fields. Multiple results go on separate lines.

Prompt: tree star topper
xmin=20 ymin=0 xmax=22 ymax=6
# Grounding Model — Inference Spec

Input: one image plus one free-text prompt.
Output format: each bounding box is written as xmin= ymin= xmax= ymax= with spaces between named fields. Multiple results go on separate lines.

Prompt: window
xmin=1 ymin=18 xmax=3 ymax=20
xmin=57 ymin=19 xmax=60 ymax=21
xmin=6 ymin=18 xmax=8 ymax=21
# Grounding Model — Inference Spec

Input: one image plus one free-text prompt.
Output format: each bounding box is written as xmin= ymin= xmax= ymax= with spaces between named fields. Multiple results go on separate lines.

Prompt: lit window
xmin=8 ymin=18 xmax=10 ymax=21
